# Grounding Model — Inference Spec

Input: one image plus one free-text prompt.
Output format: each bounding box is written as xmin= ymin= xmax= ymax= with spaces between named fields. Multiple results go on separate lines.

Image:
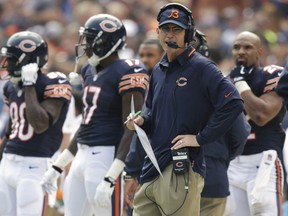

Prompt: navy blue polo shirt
xmin=140 ymin=46 xmax=243 ymax=183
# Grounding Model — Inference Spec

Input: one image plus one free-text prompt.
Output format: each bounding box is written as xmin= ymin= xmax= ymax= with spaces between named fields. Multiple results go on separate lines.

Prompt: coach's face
xmin=157 ymin=24 xmax=185 ymax=57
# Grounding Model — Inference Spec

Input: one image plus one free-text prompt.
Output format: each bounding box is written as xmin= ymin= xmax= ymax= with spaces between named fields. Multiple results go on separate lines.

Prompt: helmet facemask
xmin=0 ymin=47 xmax=22 ymax=77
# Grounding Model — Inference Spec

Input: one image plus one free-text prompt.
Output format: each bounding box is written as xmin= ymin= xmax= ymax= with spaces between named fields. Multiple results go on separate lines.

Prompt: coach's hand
xmin=40 ymin=165 xmax=62 ymax=194
xmin=21 ymin=63 xmax=39 ymax=86
xmin=94 ymin=177 xmax=115 ymax=207
xmin=125 ymin=115 xmax=144 ymax=131
xmin=229 ymin=65 xmax=254 ymax=83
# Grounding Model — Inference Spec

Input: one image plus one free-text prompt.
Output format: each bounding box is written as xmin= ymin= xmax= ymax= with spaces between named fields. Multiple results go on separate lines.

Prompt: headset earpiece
xmin=157 ymin=3 xmax=195 ymax=44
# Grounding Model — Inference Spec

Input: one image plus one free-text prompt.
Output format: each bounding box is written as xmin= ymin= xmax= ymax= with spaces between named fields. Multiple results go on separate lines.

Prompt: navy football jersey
xmin=243 ymin=65 xmax=286 ymax=157
xmin=77 ymin=59 xmax=149 ymax=147
xmin=3 ymin=72 xmax=71 ymax=157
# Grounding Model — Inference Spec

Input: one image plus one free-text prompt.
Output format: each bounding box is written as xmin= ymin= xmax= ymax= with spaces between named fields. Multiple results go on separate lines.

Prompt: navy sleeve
xmin=124 ymin=134 xmax=146 ymax=177
xmin=196 ymin=99 xmax=244 ymax=145
xmin=226 ymin=113 xmax=251 ymax=160
xmin=139 ymin=102 xmax=152 ymax=134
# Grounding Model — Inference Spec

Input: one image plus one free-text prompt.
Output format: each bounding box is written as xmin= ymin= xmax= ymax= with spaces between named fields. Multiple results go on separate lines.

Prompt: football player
xmin=137 ymin=38 xmax=164 ymax=74
xmin=41 ymin=14 xmax=149 ymax=216
xmin=225 ymin=31 xmax=285 ymax=216
xmin=0 ymin=31 xmax=71 ymax=215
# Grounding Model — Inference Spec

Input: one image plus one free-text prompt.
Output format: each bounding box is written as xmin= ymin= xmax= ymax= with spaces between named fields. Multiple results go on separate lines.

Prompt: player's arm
xmin=21 ymin=63 xmax=64 ymax=133
xmin=230 ymin=65 xmax=283 ymax=126
xmin=94 ymin=91 xmax=145 ymax=207
xmin=105 ymin=91 xmax=144 ymax=180
xmin=118 ymin=91 xmax=144 ymax=160
xmin=24 ymin=89 xmax=64 ymax=134
xmin=240 ymin=90 xmax=282 ymax=126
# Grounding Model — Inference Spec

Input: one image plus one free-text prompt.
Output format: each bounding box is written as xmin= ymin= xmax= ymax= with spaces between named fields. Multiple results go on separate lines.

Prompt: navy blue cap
xmin=158 ymin=8 xmax=189 ymax=29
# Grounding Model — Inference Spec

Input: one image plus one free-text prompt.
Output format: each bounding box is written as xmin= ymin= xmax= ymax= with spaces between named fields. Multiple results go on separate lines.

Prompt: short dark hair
xmin=141 ymin=39 xmax=163 ymax=53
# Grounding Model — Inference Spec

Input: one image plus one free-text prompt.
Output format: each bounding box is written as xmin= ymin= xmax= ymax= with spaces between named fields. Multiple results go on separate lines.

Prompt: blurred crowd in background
xmin=0 ymin=0 xmax=288 ymax=144
xmin=0 ymin=0 xmax=287 ymax=76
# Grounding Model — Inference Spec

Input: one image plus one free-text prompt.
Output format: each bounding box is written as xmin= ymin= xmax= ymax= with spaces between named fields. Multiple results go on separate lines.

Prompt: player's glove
xmin=229 ymin=65 xmax=254 ymax=83
xmin=21 ymin=63 xmax=39 ymax=86
xmin=40 ymin=165 xmax=62 ymax=194
xmin=94 ymin=177 xmax=115 ymax=207
xmin=94 ymin=158 xmax=125 ymax=207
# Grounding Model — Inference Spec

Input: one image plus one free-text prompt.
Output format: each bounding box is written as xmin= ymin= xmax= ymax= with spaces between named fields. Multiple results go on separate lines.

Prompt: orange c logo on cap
xmin=168 ymin=10 xmax=179 ymax=19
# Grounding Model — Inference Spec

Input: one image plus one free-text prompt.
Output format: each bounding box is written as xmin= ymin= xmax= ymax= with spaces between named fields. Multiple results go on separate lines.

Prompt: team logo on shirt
xmin=176 ymin=77 xmax=187 ymax=86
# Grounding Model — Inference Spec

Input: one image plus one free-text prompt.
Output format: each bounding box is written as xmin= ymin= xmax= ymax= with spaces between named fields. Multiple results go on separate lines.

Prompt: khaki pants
xmin=200 ymin=197 xmax=227 ymax=216
xmin=133 ymin=163 xmax=204 ymax=216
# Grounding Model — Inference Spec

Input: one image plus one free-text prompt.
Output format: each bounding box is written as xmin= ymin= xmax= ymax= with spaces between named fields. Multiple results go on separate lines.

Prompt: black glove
xmin=229 ymin=65 xmax=254 ymax=83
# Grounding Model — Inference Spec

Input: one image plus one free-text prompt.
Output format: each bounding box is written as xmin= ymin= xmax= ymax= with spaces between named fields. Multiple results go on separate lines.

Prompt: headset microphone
xmin=166 ymin=42 xmax=186 ymax=49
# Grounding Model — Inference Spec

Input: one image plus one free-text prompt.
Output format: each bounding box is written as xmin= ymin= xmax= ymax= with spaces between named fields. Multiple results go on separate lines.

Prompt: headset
xmin=157 ymin=3 xmax=196 ymax=44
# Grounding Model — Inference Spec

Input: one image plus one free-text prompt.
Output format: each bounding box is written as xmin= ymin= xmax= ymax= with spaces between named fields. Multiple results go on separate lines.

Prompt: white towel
xmin=251 ymin=150 xmax=277 ymax=204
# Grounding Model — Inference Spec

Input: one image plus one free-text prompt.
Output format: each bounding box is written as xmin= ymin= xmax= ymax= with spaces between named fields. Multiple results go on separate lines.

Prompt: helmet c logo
xmin=168 ymin=10 xmax=179 ymax=19
xmin=18 ymin=40 xmax=37 ymax=53
xmin=100 ymin=20 xmax=118 ymax=33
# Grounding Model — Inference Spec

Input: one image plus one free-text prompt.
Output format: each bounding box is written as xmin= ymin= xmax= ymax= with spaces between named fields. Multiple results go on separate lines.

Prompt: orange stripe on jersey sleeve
xmin=119 ymin=73 xmax=149 ymax=94
xmin=263 ymin=83 xmax=277 ymax=93
xmin=44 ymin=84 xmax=72 ymax=100
xmin=266 ymin=77 xmax=279 ymax=85
xmin=263 ymin=77 xmax=280 ymax=93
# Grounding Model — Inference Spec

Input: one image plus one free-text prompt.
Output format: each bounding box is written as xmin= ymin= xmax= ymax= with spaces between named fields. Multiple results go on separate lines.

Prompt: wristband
xmin=53 ymin=149 xmax=74 ymax=169
xmin=232 ymin=76 xmax=245 ymax=84
xmin=106 ymin=158 xmax=125 ymax=180
xmin=52 ymin=165 xmax=63 ymax=174
xmin=104 ymin=176 xmax=116 ymax=187
xmin=235 ymin=81 xmax=251 ymax=95
xmin=123 ymin=173 xmax=136 ymax=182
